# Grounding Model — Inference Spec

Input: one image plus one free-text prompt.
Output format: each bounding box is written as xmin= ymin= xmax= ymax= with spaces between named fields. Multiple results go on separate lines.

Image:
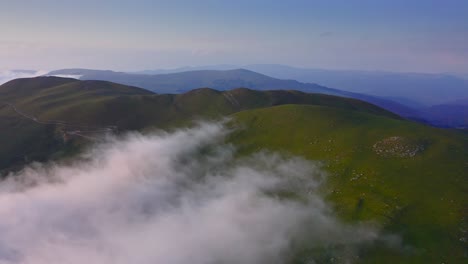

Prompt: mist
xmin=0 ymin=122 xmax=387 ymax=264
xmin=0 ymin=70 xmax=47 ymax=85
xmin=0 ymin=70 xmax=85 ymax=85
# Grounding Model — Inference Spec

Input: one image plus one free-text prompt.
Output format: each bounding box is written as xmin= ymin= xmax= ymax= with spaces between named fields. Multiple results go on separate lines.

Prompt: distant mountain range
xmin=242 ymin=65 xmax=468 ymax=106
xmin=130 ymin=64 xmax=468 ymax=107
xmin=48 ymin=66 xmax=468 ymax=107
xmin=49 ymin=68 xmax=338 ymax=94
xmin=421 ymin=100 xmax=468 ymax=128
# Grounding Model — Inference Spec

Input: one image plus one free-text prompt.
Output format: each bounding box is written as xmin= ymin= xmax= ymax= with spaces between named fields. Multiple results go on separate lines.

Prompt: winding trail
xmin=2 ymin=102 xmax=116 ymax=140
xmin=223 ymin=91 xmax=240 ymax=107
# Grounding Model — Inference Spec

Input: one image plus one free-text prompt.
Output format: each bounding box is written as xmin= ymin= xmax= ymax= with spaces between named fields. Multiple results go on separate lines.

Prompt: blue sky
xmin=1 ymin=0 xmax=467 ymax=73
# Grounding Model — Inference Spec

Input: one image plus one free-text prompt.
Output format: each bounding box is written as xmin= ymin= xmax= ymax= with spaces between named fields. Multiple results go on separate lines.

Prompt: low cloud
xmin=0 ymin=122 xmax=390 ymax=264
xmin=0 ymin=70 xmax=48 ymax=85
xmin=0 ymin=70 xmax=83 ymax=85
xmin=46 ymin=74 xmax=83 ymax=79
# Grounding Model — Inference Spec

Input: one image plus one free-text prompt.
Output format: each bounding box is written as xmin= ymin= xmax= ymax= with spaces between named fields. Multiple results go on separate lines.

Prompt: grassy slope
xmin=1 ymin=77 xmax=397 ymax=129
xmin=230 ymin=104 xmax=468 ymax=263
xmin=0 ymin=116 xmax=65 ymax=171
xmin=0 ymin=77 xmax=397 ymax=172
xmin=1 ymin=77 xmax=466 ymax=262
xmin=48 ymin=68 xmax=423 ymax=123
xmin=0 ymin=77 xmax=154 ymax=172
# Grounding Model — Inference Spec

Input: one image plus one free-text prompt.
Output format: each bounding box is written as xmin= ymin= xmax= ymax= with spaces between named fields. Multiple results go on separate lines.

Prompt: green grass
xmin=0 ymin=77 xmax=398 ymax=133
xmin=1 ymin=77 xmax=466 ymax=262
xmin=229 ymin=104 xmax=468 ymax=263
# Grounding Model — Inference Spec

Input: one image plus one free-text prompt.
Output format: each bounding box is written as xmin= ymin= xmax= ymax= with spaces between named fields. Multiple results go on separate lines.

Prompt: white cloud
xmin=0 ymin=70 xmax=47 ymax=85
xmin=0 ymin=122 xmax=391 ymax=264
xmin=0 ymin=70 xmax=82 ymax=85
xmin=45 ymin=74 xmax=82 ymax=79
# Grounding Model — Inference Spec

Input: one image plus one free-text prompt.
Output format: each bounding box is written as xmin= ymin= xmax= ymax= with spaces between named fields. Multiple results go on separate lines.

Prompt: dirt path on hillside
xmin=2 ymin=102 xmax=116 ymax=140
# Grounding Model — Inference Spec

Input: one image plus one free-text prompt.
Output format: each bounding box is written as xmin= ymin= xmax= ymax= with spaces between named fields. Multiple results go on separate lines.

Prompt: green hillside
xmin=0 ymin=77 xmax=396 ymax=172
xmin=0 ymin=77 xmax=153 ymax=171
xmin=230 ymin=104 xmax=468 ymax=263
xmin=47 ymin=68 xmax=422 ymax=122
xmin=0 ymin=77 xmax=466 ymax=262
xmin=2 ymin=77 xmax=396 ymax=127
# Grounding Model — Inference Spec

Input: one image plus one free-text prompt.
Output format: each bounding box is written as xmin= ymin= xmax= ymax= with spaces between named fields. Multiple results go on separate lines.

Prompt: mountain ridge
xmin=136 ymin=64 xmax=468 ymax=106
xmin=47 ymin=68 xmax=423 ymax=124
xmin=0 ymin=76 xmax=398 ymax=171
xmin=0 ymin=76 xmax=466 ymax=262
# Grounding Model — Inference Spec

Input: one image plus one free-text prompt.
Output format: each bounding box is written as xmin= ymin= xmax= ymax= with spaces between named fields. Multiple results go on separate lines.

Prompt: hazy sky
xmin=1 ymin=0 xmax=467 ymax=73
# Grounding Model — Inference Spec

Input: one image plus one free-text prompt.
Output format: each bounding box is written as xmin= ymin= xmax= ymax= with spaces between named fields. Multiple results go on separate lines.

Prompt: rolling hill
xmin=0 ymin=77 xmax=152 ymax=171
xmin=138 ymin=64 xmax=468 ymax=107
xmin=47 ymin=68 xmax=421 ymax=123
xmin=243 ymin=64 xmax=468 ymax=106
xmin=0 ymin=76 xmax=466 ymax=263
xmin=420 ymin=100 xmax=468 ymax=128
xmin=230 ymin=104 xmax=468 ymax=263
xmin=0 ymin=76 xmax=397 ymax=172
xmin=87 ymin=65 xmax=468 ymax=128
xmin=48 ymin=68 xmax=341 ymax=94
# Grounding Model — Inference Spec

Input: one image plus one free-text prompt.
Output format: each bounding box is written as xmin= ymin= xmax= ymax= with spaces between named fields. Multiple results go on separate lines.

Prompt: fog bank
xmin=0 ymin=122 xmax=385 ymax=264
xmin=0 ymin=70 xmax=46 ymax=85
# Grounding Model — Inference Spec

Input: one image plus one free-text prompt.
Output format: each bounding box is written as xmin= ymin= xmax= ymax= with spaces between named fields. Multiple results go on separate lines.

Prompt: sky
xmin=1 ymin=0 xmax=468 ymax=73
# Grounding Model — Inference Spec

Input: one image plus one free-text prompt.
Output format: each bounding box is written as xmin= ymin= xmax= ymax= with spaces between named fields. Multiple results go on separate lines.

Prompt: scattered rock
xmin=373 ymin=136 xmax=425 ymax=158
